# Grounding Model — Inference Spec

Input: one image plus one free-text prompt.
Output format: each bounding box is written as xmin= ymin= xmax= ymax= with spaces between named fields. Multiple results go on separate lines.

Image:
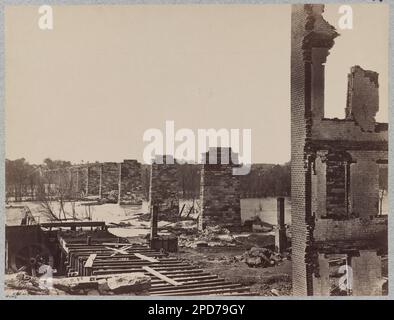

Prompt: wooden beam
xmin=41 ymin=221 xmax=106 ymax=228
xmin=134 ymin=253 xmax=159 ymax=263
xmin=142 ymin=266 xmax=182 ymax=286
xmin=105 ymin=245 xmax=133 ymax=256
xmin=84 ymin=254 xmax=97 ymax=268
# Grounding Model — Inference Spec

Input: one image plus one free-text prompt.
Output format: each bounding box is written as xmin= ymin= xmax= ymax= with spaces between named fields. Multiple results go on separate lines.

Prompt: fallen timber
xmin=53 ymin=221 xmax=254 ymax=296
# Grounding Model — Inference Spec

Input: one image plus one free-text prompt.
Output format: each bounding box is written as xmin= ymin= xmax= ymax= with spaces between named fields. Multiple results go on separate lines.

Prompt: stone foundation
xmin=118 ymin=160 xmax=143 ymax=205
xmin=198 ymin=147 xmax=241 ymax=230
xmin=148 ymin=155 xmax=179 ymax=220
xmin=100 ymin=162 xmax=119 ymax=200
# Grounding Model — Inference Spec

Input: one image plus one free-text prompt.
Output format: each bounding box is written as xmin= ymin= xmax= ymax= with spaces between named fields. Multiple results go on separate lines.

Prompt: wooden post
xmin=150 ymin=205 xmax=158 ymax=241
xmin=277 ymin=197 xmax=285 ymax=228
xmin=275 ymin=197 xmax=287 ymax=253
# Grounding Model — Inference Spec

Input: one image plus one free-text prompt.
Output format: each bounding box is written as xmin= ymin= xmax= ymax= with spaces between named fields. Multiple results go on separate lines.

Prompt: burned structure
xmin=148 ymin=155 xmax=179 ymax=220
xmin=291 ymin=4 xmax=388 ymax=296
xmin=118 ymin=160 xmax=143 ymax=205
xmin=198 ymin=147 xmax=241 ymax=231
xmin=86 ymin=164 xmax=101 ymax=197
xmin=99 ymin=162 xmax=119 ymax=199
xmin=41 ymin=159 xmax=143 ymax=204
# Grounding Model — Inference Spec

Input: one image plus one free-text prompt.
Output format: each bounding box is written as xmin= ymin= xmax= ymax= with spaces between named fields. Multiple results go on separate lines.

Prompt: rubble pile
xmin=5 ymin=272 xmax=58 ymax=296
xmin=243 ymin=216 xmax=274 ymax=233
xmin=178 ymin=225 xmax=237 ymax=248
xmin=163 ymin=220 xmax=197 ymax=235
xmin=236 ymin=247 xmax=290 ymax=268
xmin=53 ymin=272 xmax=151 ymax=295
xmin=5 ymin=271 xmax=151 ymax=296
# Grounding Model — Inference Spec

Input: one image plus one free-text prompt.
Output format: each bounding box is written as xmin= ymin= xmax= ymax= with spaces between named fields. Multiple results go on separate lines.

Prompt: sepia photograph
xmin=2 ymin=2 xmax=390 ymax=299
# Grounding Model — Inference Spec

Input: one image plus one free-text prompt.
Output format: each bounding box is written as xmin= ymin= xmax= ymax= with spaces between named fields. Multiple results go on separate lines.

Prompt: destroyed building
xmin=198 ymin=147 xmax=242 ymax=230
xmin=291 ymin=4 xmax=388 ymax=296
xmin=41 ymin=159 xmax=143 ymax=204
xmin=118 ymin=160 xmax=144 ymax=205
xmin=99 ymin=162 xmax=119 ymax=199
xmin=86 ymin=164 xmax=101 ymax=197
xmin=148 ymin=155 xmax=180 ymax=220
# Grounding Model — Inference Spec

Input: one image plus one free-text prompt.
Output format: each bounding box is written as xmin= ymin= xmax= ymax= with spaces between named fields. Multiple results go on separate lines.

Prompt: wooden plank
xmin=41 ymin=221 xmax=106 ymax=228
xmin=150 ymin=284 xmax=247 ymax=295
xmin=91 ymin=262 xmax=188 ymax=269
xmin=84 ymin=254 xmax=97 ymax=268
xmin=143 ymin=266 xmax=182 ymax=286
xmin=151 ymin=279 xmax=227 ymax=290
xmin=58 ymin=237 xmax=69 ymax=254
xmin=101 ymin=242 xmax=143 ymax=247
xmin=102 ymin=245 xmax=133 ymax=256
xmin=134 ymin=253 xmax=159 ymax=263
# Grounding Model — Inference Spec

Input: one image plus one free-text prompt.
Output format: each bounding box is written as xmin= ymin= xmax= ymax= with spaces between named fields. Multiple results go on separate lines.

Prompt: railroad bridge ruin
xmin=42 ymin=148 xmax=243 ymax=230
xmin=291 ymin=4 xmax=388 ymax=296
xmin=42 ymin=160 xmax=144 ymax=205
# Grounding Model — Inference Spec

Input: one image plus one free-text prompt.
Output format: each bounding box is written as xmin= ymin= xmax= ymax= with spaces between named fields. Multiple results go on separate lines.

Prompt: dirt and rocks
xmin=163 ymin=224 xmax=292 ymax=296
xmin=170 ymin=246 xmax=292 ymax=296
xmin=4 ymin=271 xmax=151 ymax=297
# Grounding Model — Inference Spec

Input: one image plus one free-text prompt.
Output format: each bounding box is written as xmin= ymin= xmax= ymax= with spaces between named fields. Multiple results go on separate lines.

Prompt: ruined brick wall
xmin=347 ymin=150 xmax=387 ymax=218
xmin=78 ymin=166 xmax=88 ymax=196
xmin=290 ymin=4 xmax=319 ymax=296
xmin=351 ymin=251 xmax=382 ymax=295
xmin=346 ymin=66 xmax=379 ymax=132
xmin=312 ymin=254 xmax=330 ymax=296
xmin=314 ymin=216 xmax=387 ymax=242
xmin=291 ymin=4 xmax=388 ymax=296
xmin=100 ymin=162 xmax=119 ymax=199
xmin=149 ymin=155 xmax=179 ymax=219
xmin=118 ymin=160 xmax=143 ymax=205
xmin=198 ymin=147 xmax=241 ymax=230
xmin=86 ymin=164 xmax=101 ymax=196
xmin=70 ymin=167 xmax=80 ymax=196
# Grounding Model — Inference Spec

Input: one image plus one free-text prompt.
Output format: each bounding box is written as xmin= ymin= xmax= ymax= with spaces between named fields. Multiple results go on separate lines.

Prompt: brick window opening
xmin=325 ymin=152 xmax=352 ymax=219
xmin=378 ymin=163 xmax=388 ymax=216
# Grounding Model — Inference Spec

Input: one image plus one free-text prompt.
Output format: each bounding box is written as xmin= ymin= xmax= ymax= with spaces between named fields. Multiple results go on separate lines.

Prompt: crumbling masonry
xmin=42 ymin=160 xmax=143 ymax=204
xmin=118 ymin=160 xmax=143 ymax=205
xmin=100 ymin=162 xmax=119 ymax=199
xmin=148 ymin=155 xmax=179 ymax=220
xmin=86 ymin=164 xmax=101 ymax=197
xmin=198 ymin=147 xmax=242 ymax=231
xmin=291 ymin=4 xmax=388 ymax=296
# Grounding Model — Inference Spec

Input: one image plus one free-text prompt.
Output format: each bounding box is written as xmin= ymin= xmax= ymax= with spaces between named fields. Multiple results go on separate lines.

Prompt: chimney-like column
xmin=275 ymin=197 xmax=287 ymax=253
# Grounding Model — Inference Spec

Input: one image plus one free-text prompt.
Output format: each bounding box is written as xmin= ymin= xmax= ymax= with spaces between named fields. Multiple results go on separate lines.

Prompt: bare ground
xmin=170 ymin=246 xmax=292 ymax=296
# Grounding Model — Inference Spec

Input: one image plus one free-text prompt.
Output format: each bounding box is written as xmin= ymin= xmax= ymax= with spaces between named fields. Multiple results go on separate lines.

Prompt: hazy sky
xmin=5 ymin=4 xmax=388 ymax=165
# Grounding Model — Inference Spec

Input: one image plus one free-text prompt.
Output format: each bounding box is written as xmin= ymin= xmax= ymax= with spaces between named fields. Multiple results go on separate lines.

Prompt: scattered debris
xmin=271 ymin=288 xmax=280 ymax=296
xmin=52 ymin=273 xmax=151 ymax=295
xmin=106 ymin=273 xmax=151 ymax=294
xmin=178 ymin=226 xmax=238 ymax=248
xmin=5 ymin=272 xmax=57 ymax=296
xmin=5 ymin=270 xmax=151 ymax=296
xmin=243 ymin=216 xmax=273 ymax=233
xmin=236 ymin=247 xmax=290 ymax=268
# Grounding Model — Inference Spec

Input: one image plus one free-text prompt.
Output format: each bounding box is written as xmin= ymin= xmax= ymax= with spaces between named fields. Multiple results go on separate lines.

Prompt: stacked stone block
xmin=149 ymin=155 xmax=179 ymax=220
xmin=86 ymin=164 xmax=101 ymax=197
xmin=198 ymin=147 xmax=241 ymax=231
xmin=70 ymin=167 xmax=80 ymax=197
xmin=78 ymin=166 xmax=88 ymax=196
xmin=100 ymin=162 xmax=119 ymax=199
xmin=118 ymin=160 xmax=143 ymax=205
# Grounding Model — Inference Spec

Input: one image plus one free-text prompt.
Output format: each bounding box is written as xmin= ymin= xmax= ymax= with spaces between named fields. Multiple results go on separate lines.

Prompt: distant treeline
xmin=5 ymin=158 xmax=72 ymax=201
xmin=6 ymin=158 xmax=291 ymax=201
xmin=142 ymin=162 xmax=291 ymax=199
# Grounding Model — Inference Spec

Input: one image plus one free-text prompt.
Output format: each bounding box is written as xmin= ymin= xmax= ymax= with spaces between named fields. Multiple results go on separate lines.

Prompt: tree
xmin=5 ymin=158 xmax=39 ymax=201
